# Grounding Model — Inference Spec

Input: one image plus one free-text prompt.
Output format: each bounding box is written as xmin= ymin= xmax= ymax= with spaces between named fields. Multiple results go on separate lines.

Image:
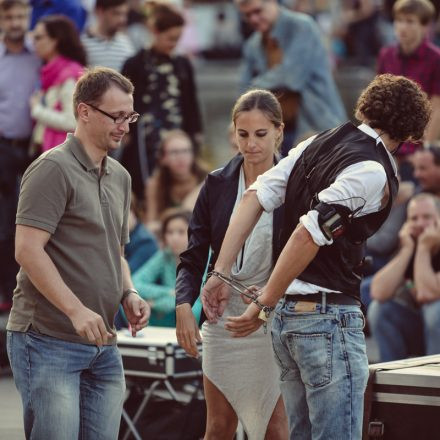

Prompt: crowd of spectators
xmin=1 ymin=0 xmax=440 ymax=365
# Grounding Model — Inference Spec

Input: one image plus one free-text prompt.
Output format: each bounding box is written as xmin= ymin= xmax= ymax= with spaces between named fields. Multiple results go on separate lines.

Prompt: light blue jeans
xmin=271 ymin=299 xmax=369 ymax=440
xmin=7 ymin=329 xmax=125 ymax=440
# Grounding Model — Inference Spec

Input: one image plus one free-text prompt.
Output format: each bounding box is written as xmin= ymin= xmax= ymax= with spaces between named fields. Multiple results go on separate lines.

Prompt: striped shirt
xmin=81 ymin=30 xmax=135 ymax=72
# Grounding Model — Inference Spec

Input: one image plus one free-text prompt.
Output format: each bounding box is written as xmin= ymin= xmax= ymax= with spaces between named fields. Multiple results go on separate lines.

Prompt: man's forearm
xmin=214 ymin=190 xmax=263 ymax=273
xmin=370 ymin=247 xmax=413 ymax=302
xmin=414 ymin=244 xmax=440 ymax=302
xmin=17 ymin=248 xmax=82 ymax=317
xmin=259 ymin=224 xmax=319 ymax=307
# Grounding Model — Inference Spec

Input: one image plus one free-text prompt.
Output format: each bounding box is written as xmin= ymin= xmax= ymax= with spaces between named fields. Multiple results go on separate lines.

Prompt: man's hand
xmin=122 ymin=293 xmax=150 ymax=336
xmin=418 ymin=224 xmax=440 ymax=252
xmin=399 ymin=221 xmax=415 ymax=251
xmin=69 ymin=305 xmax=113 ymax=346
xmin=225 ymin=302 xmax=263 ymax=337
xmin=176 ymin=303 xmax=202 ymax=358
xmin=201 ymin=275 xmax=231 ymax=323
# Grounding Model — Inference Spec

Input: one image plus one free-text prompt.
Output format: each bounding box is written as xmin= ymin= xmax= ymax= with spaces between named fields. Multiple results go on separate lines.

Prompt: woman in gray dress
xmin=175 ymin=90 xmax=288 ymax=440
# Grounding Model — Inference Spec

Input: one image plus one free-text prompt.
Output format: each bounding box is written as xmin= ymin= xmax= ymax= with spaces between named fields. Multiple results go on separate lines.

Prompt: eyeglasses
xmin=87 ymin=103 xmax=140 ymax=124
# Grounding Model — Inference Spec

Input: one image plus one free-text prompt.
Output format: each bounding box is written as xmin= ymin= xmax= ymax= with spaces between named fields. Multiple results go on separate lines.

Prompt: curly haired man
xmin=202 ymin=74 xmax=431 ymax=440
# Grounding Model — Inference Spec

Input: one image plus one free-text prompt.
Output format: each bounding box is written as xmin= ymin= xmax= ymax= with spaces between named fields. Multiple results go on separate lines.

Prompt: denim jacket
xmin=241 ymin=7 xmax=346 ymax=142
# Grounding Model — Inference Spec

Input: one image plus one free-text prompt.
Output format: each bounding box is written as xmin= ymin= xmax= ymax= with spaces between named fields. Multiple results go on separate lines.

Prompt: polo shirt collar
xmin=67 ymin=134 xmax=110 ymax=174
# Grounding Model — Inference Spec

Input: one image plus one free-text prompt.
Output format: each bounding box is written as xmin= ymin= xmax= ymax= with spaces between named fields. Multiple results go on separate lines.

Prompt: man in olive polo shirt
xmin=6 ymin=67 xmax=150 ymax=440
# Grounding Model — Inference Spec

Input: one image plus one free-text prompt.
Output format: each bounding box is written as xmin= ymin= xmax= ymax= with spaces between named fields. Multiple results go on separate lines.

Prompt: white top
xmin=248 ymin=123 xmax=397 ymax=295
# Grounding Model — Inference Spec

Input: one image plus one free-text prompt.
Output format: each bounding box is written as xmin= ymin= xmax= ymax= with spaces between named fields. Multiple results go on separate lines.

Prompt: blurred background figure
xmin=125 ymin=191 xmax=158 ymax=274
xmin=133 ymin=209 xmax=202 ymax=327
xmin=412 ymin=146 xmax=440 ymax=196
xmin=81 ymin=0 xmax=135 ymax=72
xmin=30 ymin=14 xmax=86 ymax=153
xmin=360 ymin=177 xmax=415 ymax=309
xmin=30 ymin=0 xmax=87 ymax=32
xmin=145 ymin=129 xmax=207 ymax=234
xmin=0 ymin=0 xmax=40 ymax=312
xmin=122 ymin=0 xmax=203 ymax=199
xmin=236 ymin=0 xmax=346 ymax=155
xmin=125 ymin=0 xmax=152 ymax=51
xmin=369 ymin=193 xmax=440 ymax=361
xmin=339 ymin=0 xmax=382 ymax=66
xmin=378 ymin=0 xmax=440 ymax=181
xmin=114 ymin=191 xmax=158 ymax=329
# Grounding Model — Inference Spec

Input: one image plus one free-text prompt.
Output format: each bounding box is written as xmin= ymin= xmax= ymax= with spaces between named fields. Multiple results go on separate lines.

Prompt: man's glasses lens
xmin=115 ymin=113 xmax=139 ymax=124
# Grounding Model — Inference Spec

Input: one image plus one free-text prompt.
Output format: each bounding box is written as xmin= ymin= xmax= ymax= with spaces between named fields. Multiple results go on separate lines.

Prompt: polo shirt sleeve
xmin=16 ymin=159 xmax=68 ymax=234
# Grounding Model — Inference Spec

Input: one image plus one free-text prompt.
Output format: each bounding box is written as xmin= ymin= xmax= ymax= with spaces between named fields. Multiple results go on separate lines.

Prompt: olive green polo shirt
xmin=7 ymin=134 xmax=131 ymax=344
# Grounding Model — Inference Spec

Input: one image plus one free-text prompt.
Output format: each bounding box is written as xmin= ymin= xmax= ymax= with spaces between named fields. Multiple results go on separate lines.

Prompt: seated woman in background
xmin=30 ymin=15 xmax=86 ymax=153
xmin=146 ymin=129 xmax=207 ymax=233
xmin=121 ymin=0 xmax=203 ymax=198
xmin=133 ymin=209 xmax=202 ymax=327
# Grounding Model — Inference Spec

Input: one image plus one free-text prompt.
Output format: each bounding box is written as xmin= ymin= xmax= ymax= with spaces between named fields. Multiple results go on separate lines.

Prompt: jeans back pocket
xmin=286 ymin=331 xmax=333 ymax=388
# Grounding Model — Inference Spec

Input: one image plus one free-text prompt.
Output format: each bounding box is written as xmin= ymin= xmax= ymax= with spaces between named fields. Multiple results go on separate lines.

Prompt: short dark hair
xmin=393 ymin=0 xmax=435 ymax=25
xmin=73 ymin=67 xmax=134 ymax=118
xmin=355 ymin=74 xmax=431 ymax=142
xmin=145 ymin=1 xmax=185 ymax=32
xmin=95 ymin=0 xmax=127 ymax=10
xmin=0 ymin=0 xmax=29 ymax=12
xmin=38 ymin=15 xmax=87 ymax=66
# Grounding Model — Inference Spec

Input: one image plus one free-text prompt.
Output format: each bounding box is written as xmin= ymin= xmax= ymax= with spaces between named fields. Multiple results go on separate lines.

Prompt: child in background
xmin=133 ymin=209 xmax=201 ymax=327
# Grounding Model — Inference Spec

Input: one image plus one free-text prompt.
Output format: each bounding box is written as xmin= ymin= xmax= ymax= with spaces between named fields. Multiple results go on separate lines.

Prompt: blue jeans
xmin=7 ymin=329 xmax=125 ymax=440
xmin=271 ymin=299 xmax=369 ymax=440
xmin=368 ymin=299 xmax=440 ymax=361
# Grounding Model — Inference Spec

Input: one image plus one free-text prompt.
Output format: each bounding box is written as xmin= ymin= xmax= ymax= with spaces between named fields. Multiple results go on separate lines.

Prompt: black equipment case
xmin=363 ymin=354 xmax=440 ymax=440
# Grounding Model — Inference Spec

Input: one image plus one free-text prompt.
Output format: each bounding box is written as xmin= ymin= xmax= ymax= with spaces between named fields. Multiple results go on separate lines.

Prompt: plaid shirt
xmin=378 ymin=39 xmax=440 ymax=155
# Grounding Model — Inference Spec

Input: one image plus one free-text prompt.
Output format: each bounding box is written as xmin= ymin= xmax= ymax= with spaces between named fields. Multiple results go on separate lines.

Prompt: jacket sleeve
xmin=31 ymin=79 xmax=77 ymax=131
xmin=181 ymin=57 xmax=203 ymax=136
xmin=175 ymin=179 xmax=211 ymax=306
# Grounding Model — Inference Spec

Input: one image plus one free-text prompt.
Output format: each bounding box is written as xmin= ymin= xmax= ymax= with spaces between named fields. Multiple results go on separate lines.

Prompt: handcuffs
xmin=208 ymin=270 xmax=274 ymax=333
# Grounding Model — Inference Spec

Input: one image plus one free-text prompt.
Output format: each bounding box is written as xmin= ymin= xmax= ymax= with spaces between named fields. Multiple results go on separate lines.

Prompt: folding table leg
xmin=122 ymin=380 xmax=162 ymax=440
xmin=121 ymin=408 xmax=143 ymax=440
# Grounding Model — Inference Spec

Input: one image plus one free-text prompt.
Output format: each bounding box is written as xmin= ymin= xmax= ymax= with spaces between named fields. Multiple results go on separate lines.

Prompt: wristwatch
xmin=121 ymin=288 xmax=139 ymax=304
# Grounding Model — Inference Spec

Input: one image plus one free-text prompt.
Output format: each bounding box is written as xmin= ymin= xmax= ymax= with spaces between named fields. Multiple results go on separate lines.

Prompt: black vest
xmin=280 ymin=122 xmax=399 ymax=298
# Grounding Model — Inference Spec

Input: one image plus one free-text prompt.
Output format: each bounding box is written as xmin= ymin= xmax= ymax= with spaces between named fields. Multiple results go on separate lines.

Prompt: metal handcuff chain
xmin=207 ymin=270 xmax=274 ymax=333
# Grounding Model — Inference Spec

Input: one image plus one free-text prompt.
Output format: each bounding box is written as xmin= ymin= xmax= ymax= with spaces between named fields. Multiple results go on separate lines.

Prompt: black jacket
xmin=175 ymin=154 xmax=283 ymax=323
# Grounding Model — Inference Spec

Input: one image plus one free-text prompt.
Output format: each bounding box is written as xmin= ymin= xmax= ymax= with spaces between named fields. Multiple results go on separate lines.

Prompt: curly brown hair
xmin=355 ymin=74 xmax=431 ymax=142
